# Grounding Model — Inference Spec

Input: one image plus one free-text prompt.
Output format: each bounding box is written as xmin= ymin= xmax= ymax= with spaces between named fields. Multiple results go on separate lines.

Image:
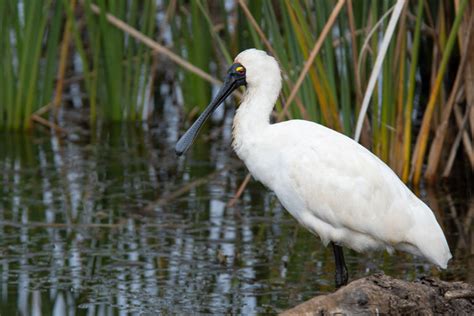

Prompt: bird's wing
xmin=269 ymin=120 xmax=417 ymax=246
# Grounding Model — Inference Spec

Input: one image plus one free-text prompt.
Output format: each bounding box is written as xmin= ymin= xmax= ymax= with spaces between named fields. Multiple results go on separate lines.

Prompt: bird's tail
xmin=409 ymin=204 xmax=452 ymax=269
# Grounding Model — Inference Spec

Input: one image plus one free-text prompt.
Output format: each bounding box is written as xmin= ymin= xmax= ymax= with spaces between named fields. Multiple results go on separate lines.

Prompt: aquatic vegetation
xmin=0 ymin=0 xmax=472 ymax=184
xmin=0 ymin=1 xmax=472 ymax=313
xmin=0 ymin=1 xmax=63 ymax=130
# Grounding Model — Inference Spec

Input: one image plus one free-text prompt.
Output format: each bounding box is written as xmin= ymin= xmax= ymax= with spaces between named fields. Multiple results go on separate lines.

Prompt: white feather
xmin=232 ymin=49 xmax=452 ymax=269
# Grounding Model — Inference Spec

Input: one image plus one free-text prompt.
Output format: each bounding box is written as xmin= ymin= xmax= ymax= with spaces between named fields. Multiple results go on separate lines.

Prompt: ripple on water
xmin=0 ymin=126 xmax=471 ymax=314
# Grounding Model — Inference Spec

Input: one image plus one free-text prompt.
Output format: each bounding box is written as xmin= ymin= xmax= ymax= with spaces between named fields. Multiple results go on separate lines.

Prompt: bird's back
xmin=239 ymin=119 xmax=451 ymax=268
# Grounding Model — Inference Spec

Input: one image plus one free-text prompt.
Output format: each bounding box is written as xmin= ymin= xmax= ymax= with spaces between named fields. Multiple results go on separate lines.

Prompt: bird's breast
xmin=232 ymin=131 xmax=280 ymax=188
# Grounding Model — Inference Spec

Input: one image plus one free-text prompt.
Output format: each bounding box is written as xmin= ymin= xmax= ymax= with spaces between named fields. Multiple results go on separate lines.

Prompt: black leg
xmin=331 ymin=242 xmax=348 ymax=288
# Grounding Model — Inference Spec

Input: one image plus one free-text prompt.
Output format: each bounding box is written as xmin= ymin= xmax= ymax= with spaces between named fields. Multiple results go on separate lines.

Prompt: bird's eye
xmin=235 ymin=66 xmax=245 ymax=74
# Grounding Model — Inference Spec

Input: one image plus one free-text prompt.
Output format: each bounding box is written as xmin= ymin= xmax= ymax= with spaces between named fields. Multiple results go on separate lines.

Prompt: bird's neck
xmin=232 ymin=85 xmax=278 ymax=156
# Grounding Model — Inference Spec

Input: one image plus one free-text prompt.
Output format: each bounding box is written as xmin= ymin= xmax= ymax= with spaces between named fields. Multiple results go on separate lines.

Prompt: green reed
xmin=0 ymin=0 xmax=470 ymax=183
xmin=0 ymin=0 xmax=62 ymax=130
xmin=228 ymin=0 xmax=471 ymax=182
xmin=77 ymin=0 xmax=157 ymax=122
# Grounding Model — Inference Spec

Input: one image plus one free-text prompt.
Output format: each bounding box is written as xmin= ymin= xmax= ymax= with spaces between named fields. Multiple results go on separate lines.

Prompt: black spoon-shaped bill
xmin=175 ymin=64 xmax=246 ymax=156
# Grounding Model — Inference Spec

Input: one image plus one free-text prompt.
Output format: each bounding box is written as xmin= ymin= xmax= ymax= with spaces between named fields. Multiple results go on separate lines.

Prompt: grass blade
xmin=354 ymin=0 xmax=406 ymax=142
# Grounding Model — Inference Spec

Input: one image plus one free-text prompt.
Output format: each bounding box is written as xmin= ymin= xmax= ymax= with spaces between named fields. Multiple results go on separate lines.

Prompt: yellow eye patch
xmin=236 ymin=66 xmax=245 ymax=73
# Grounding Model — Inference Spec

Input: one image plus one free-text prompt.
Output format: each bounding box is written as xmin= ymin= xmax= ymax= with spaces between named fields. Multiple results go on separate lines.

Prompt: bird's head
xmin=234 ymin=49 xmax=281 ymax=89
xmin=175 ymin=49 xmax=280 ymax=156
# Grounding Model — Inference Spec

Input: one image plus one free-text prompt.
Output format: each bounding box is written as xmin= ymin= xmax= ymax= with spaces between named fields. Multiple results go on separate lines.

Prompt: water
xmin=0 ymin=123 xmax=471 ymax=315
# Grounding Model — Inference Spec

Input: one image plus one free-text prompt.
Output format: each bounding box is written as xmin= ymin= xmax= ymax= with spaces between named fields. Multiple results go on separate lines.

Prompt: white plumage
xmin=232 ymin=49 xmax=451 ymax=269
xmin=176 ymin=48 xmax=452 ymax=287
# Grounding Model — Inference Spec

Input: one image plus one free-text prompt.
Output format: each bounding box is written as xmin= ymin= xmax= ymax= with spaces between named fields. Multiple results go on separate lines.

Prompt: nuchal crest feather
xmin=176 ymin=49 xmax=452 ymax=288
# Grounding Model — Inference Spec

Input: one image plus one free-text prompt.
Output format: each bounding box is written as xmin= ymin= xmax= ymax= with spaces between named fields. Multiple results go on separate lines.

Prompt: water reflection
xmin=0 ymin=124 xmax=471 ymax=314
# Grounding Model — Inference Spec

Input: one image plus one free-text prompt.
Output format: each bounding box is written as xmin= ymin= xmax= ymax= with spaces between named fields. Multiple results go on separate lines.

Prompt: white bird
xmin=176 ymin=49 xmax=452 ymax=288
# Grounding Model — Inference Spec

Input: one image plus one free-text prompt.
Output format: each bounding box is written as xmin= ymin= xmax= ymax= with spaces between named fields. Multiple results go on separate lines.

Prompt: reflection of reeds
xmin=0 ymin=125 xmax=470 ymax=313
xmin=0 ymin=0 xmax=472 ymax=183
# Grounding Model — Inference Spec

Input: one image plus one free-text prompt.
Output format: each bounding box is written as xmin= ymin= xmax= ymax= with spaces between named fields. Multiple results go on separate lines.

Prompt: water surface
xmin=0 ymin=123 xmax=471 ymax=315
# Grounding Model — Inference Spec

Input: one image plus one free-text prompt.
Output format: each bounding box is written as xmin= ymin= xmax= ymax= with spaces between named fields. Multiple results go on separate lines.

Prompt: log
xmin=281 ymin=273 xmax=474 ymax=315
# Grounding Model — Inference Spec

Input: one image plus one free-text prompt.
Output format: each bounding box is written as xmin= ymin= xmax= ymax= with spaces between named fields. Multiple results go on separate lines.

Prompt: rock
xmin=281 ymin=273 xmax=474 ymax=315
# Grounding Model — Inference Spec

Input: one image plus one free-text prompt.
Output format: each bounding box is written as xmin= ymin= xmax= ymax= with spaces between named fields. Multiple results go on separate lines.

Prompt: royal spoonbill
xmin=175 ymin=49 xmax=452 ymax=288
